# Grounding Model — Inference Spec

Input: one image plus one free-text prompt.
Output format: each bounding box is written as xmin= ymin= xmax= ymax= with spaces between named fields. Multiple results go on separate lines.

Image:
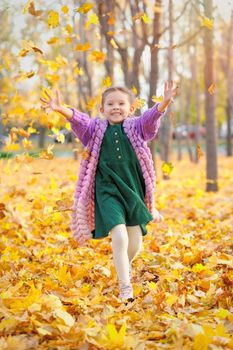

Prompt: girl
xmin=40 ymin=81 xmax=178 ymax=303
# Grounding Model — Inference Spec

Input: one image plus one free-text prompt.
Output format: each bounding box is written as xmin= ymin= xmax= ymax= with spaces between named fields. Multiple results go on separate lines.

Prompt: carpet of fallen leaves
xmin=0 ymin=154 xmax=232 ymax=350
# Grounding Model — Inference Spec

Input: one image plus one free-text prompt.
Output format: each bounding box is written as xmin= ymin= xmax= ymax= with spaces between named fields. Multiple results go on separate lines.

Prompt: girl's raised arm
xmin=40 ymin=89 xmax=94 ymax=146
xmin=40 ymin=89 xmax=73 ymax=120
xmin=135 ymin=81 xmax=178 ymax=141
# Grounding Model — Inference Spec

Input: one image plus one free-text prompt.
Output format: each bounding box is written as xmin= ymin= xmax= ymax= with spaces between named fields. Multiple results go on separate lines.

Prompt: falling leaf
xmin=61 ymin=5 xmax=69 ymax=14
xmin=22 ymin=138 xmax=33 ymax=149
xmin=142 ymin=13 xmax=150 ymax=24
xmin=84 ymin=13 xmax=99 ymax=29
xmin=48 ymin=10 xmax=59 ymax=28
xmin=110 ymin=38 xmax=118 ymax=49
xmin=32 ymin=46 xmax=43 ymax=54
xmin=56 ymin=133 xmax=65 ymax=143
xmin=65 ymin=24 xmax=73 ymax=34
xmin=162 ymin=161 xmax=174 ymax=175
xmin=208 ymin=83 xmax=216 ymax=95
xmin=75 ymin=42 xmax=91 ymax=51
xmin=152 ymin=95 xmax=163 ymax=103
xmin=22 ymin=0 xmax=32 ymax=14
xmin=28 ymin=1 xmax=43 ymax=16
xmin=200 ymin=16 xmax=213 ymax=30
xmin=103 ymin=76 xmax=112 ymax=87
xmin=74 ymin=63 xmax=84 ymax=75
xmin=47 ymin=37 xmax=59 ymax=45
xmin=107 ymin=31 xmax=114 ymax=36
xmin=196 ymin=144 xmax=204 ymax=159
xmin=107 ymin=13 xmax=115 ymax=25
xmin=75 ymin=3 xmax=94 ymax=14
xmin=132 ymin=86 xmax=137 ymax=95
xmin=39 ymin=144 xmax=54 ymax=159
xmin=88 ymin=50 xmax=106 ymax=63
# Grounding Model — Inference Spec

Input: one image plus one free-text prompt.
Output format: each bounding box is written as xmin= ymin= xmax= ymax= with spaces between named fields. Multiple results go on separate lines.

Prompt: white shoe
xmin=119 ymin=282 xmax=134 ymax=302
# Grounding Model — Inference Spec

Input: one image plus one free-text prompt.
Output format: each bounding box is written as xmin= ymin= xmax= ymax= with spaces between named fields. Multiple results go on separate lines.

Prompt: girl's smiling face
xmin=100 ymin=90 xmax=135 ymax=125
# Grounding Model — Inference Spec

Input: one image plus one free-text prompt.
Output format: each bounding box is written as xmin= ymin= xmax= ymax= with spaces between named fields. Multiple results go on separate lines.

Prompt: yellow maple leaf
xmin=193 ymin=333 xmax=210 ymax=350
xmin=208 ymin=83 xmax=216 ymax=95
xmin=45 ymin=73 xmax=60 ymax=84
xmin=142 ymin=13 xmax=150 ymax=24
xmin=107 ymin=13 xmax=115 ymax=25
xmin=22 ymin=0 xmax=32 ymax=14
xmin=75 ymin=42 xmax=91 ymax=51
xmin=39 ymin=144 xmax=54 ymax=160
xmin=85 ymin=13 xmax=99 ymax=29
xmin=200 ymin=16 xmax=213 ymax=30
xmin=65 ymin=24 xmax=73 ymax=34
xmin=103 ymin=76 xmax=112 ymax=87
xmin=152 ymin=95 xmax=163 ymax=103
xmin=65 ymin=123 xmax=71 ymax=131
xmin=61 ymin=5 xmax=69 ymax=14
xmin=196 ymin=144 xmax=204 ymax=159
xmin=18 ymin=48 xmax=30 ymax=57
xmin=162 ymin=161 xmax=174 ymax=175
xmin=56 ymin=133 xmax=65 ymax=143
xmin=110 ymin=38 xmax=118 ymax=49
xmin=132 ymin=86 xmax=137 ymax=95
xmin=48 ymin=10 xmax=59 ymax=28
xmin=100 ymin=322 xmax=126 ymax=348
xmin=88 ymin=50 xmax=106 ymax=63
xmin=47 ymin=37 xmax=59 ymax=45
xmin=54 ymin=309 xmax=75 ymax=327
xmin=74 ymin=64 xmax=84 ymax=76
xmin=165 ymin=293 xmax=178 ymax=307
xmin=75 ymin=3 xmax=94 ymax=14
xmin=28 ymin=1 xmax=43 ymax=17
xmin=22 ymin=138 xmax=33 ymax=149
xmin=107 ymin=31 xmax=114 ymax=36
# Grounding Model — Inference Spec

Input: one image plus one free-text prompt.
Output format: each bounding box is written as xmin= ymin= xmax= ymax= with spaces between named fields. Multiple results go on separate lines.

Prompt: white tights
xmin=111 ymin=224 xmax=143 ymax=285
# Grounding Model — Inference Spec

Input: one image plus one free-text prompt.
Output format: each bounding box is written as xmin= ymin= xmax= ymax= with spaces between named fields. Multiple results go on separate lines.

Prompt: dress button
xmin=115 ymin=140 xmax=119 ymax=143
xmin=116 ymin=148 xmax=120 ymax=151
xmin=114 ymin=132 xmax=118 ymax=135
xmin=118 ymin=155 xmax=121 ymax=159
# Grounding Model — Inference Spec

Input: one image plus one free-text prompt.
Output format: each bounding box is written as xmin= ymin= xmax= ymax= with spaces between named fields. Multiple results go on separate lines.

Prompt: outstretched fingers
xmin=40 ymin=97 xmax=49 ymax=103
xmin=56 ymin=89 xmax=61 ymax=105
xmin=44 ymin=90 xmax=52 ymax=100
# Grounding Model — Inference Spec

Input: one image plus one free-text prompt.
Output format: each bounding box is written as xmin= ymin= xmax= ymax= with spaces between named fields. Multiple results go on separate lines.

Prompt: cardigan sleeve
xmin=69 ymin=108 xmax=95 ymax=147
xmin=135 ymin=103 xmax=167 ymax=142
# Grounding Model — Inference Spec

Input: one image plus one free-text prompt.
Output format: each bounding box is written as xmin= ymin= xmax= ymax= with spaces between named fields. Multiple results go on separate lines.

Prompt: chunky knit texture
xmin=69 ymin=103 xmax=166 ymax=246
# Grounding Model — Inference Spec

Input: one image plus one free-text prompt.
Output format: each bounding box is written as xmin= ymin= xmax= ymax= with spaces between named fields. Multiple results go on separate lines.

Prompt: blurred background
xmin=0 ymin=0 xmax=232 ymax=191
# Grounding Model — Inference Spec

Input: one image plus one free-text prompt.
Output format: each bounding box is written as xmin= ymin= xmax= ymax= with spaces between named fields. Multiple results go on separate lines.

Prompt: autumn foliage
xmin=0 ymin=155 xmax=232 ymax=349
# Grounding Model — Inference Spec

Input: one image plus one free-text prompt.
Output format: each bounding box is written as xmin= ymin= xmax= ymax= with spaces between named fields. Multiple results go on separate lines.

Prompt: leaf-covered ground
xmin=0 ymin=155 xmax=232 ymax=350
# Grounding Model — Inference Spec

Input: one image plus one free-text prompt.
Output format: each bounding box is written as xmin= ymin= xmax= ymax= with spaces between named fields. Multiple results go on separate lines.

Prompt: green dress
xmin=91 ymin=122 xmax=153 ymax=239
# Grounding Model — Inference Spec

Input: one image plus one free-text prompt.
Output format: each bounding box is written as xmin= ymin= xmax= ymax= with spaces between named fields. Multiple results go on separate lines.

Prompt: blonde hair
xmin=101 ymin=86 xmax=135 ymax=106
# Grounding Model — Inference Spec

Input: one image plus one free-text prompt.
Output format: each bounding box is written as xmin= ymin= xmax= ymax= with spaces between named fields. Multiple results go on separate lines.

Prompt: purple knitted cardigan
xmin=69 ymin=103 xmax=166 ymax=246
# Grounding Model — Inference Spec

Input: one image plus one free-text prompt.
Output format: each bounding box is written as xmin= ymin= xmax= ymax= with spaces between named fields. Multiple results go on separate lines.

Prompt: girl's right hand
xmin=40 ymin=89 xmax=63 ymax=114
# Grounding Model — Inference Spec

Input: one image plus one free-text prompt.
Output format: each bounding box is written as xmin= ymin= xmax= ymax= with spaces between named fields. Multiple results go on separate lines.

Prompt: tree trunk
xmin=225 ymin=11 xmax=233 ymax=156
xmin=191 ymin=43 xmax=201 ymax=163
xmin=148 ymin=0 xmax=161 ymax=168
xmin=203 ymin=0 xmax=218 ymax=191
xmin=38 ymin=126 xmax=46 ymax=149
xmin=160 ymin=0 xmax=173 ymax=180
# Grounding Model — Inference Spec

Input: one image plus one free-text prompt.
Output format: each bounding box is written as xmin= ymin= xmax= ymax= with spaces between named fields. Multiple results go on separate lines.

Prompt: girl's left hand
xmin=164 ymin=80 xmax=179 ymax=103
xmin=152 ymin=208 xmax=164 ymax=223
